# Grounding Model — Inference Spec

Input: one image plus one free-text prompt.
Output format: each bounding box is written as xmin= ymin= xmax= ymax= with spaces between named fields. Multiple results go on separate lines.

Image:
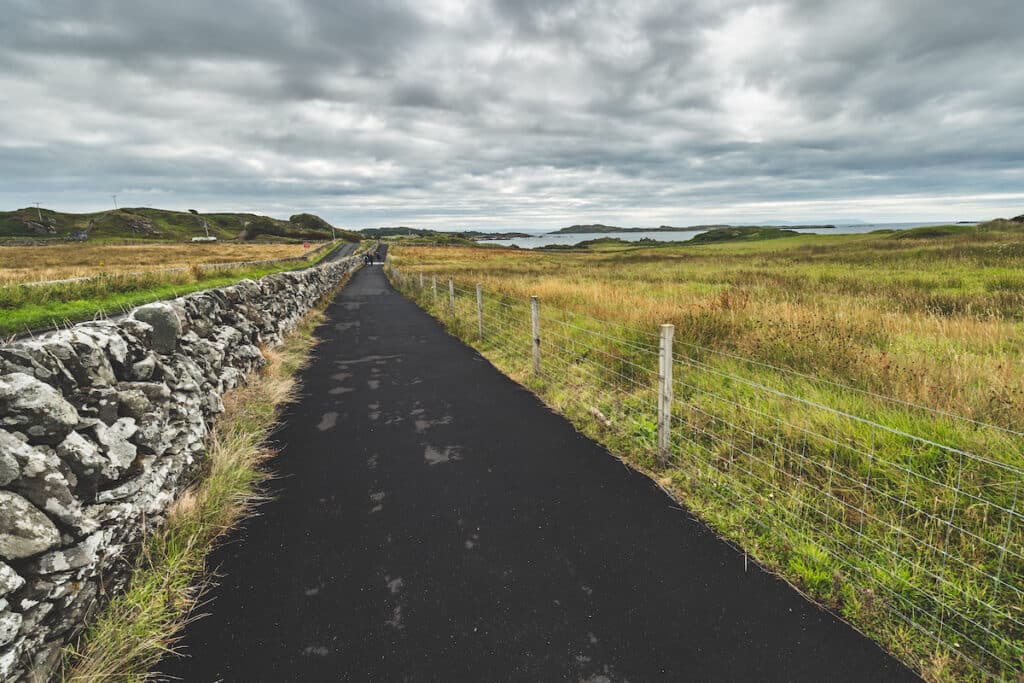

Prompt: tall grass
xmin=59 ymin=286 xmax=338 ymax=681
xmin=0 ymin=244 xmax=338 ymax=337
xmin=387 ymin=228 xmax=1024 ymax=682
xmin=0 ymin=242 xmax=313 ymax=285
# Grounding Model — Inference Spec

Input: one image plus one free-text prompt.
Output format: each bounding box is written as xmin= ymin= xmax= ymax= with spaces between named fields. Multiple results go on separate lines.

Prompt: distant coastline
xmin=549 ymin=223 xmax=837 ymax=234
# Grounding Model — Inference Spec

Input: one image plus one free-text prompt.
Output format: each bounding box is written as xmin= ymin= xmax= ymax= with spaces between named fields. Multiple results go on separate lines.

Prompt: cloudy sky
xmin=2 ymin=0 xmax=1022 ymax=230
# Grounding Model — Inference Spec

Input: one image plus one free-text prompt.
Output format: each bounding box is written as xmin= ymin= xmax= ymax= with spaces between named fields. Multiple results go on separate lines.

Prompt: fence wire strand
xmin=388 ymin=266 xmax=1024 ymax=681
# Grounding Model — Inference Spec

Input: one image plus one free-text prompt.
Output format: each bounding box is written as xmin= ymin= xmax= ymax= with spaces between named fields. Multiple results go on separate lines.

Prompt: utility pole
xmin=34 ymin=203 xmax=42 ymax=221
xmin=112 ymin=195 xmax=118 ymax=210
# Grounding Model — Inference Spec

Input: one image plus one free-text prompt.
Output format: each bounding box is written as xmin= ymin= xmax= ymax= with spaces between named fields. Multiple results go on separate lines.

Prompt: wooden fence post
xmin=432 ymin=275 xmax=437 ymax=306
xmin=476 ymin=283 xmax=484 ymax=340
xmin=448 ymin=277 xmax=455 ymax=316
xmin=658 ymin=324 xmax=675 ymax=465
xmin=531 ymin=296 xmax=541 ymax=375
xmin=419 ymin=273 xmax=424 ymax=289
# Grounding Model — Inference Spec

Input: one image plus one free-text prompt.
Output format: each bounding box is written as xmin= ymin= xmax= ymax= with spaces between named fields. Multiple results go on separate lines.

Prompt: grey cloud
xmin=1 ymin=0 xmax=1022 ymax=228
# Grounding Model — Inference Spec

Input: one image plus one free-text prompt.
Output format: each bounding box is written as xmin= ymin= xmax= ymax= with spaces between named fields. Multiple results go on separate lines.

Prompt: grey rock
xmin=117 ymin=381 xmax=171 ymax=403
xmin=0 ymin=644 xmax=18 ymax=680
xmin=0 ymin=346 xmax=59 ymax=387
xmin=64 ymin=330 xmax=117 ymax=386
xmin=0 ymin=373 xmax=79 ymax=445
xmin=0 ymin=491 xmax=61 ymax=560
xmin=129 ymin=354 xmax=157 ymax=381
xmin=132 ymin=303 xmax=182 ymax=354
xmin=0 ymin=445 xmax=17 ymax=486
xmin=116 ymin=319 xmax=154 ymax=366
xmin=133 ymin=412 xmax=170 ymax=456
xmin=72 ymin=385 xmax=120 ymax=425
xmin=56 ymin=431 xmax=109 ymax=479
xmin=0 ymin=562 xmax=24 ymax=597
xmin=168 ymin=301 xmax=191 ymax=336
xmin=92 ymin=418 xmax=138 ymax=474
xmin=0 ymin=430 xmax=95 ymax=535
xmin=115 ymin=388 xmax=152 ymax=421
xmin=17 ymin=599 xmax=53 ymax=636
xmin=0 ymin=609 xmax=21 ymax=647
xmin=22 ymin=530 xmax=106 ymax=574
xmin=76 ymin=322 xmax=128 ymax=367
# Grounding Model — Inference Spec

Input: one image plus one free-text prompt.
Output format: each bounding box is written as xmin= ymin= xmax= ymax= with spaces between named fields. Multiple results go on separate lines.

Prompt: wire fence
xmin=387 ymin=264 xmax=1024 ymax=681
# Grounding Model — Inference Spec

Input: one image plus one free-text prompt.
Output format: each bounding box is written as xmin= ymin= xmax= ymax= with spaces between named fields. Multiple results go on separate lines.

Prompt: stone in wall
xmin=0 ymin=252 xmax=361 ymax=680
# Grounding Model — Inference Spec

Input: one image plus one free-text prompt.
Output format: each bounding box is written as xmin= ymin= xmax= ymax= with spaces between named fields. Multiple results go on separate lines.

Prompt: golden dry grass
xmin=0 ymin=242 xmax=313 ymax=285
xmin=389 ymin=230 xmax=1024 ymax=681
xmin=390 ymin=237 xmax=1024 ymax=428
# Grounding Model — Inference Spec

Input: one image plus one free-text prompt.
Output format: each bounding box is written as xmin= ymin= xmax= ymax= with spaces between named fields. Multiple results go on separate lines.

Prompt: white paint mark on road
xmin=334 ymin=354 xmax=400 ymax=366
xmin=385 ymin=605 xmax=404 ymax=630
xmin=316 ymin=412 xmax=338 ymax=431
xmin=414 ymin=414 xmax=453 ymax=434
xmin=424 ymin=445 xmax=462 ymax=465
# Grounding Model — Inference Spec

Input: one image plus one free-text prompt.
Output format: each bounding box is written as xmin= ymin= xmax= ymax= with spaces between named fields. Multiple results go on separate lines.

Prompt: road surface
xmin=161 ymin=264 xmax=918 ymax=682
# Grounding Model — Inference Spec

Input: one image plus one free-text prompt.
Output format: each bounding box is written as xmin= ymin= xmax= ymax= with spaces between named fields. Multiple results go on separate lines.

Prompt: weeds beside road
xmin=58 ymin=278 xmax=343 ymax=681
xmin=387 ymin=222 xmax=1024 ymax=681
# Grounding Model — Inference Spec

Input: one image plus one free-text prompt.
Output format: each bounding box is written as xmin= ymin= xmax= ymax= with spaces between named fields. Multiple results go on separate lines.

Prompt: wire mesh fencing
xmin=385 ymin=264 xmax=1024 ymax=681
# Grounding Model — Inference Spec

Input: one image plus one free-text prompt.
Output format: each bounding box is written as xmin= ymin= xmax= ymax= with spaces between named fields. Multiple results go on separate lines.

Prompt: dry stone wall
xmin=0 ymin=254 xmax=360 ymax=680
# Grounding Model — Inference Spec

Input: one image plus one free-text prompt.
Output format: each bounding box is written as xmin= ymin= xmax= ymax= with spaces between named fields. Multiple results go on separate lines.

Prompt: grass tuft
xmin=58 ymin=283 xmax=342 ymax=681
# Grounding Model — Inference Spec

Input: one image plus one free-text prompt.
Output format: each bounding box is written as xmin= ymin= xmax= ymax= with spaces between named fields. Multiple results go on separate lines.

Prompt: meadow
xmin=387 ymin=220 xmax=1024 ymax=681
xmin=0 ymin=242 xmax=313 ymax=285
xmin=0 ymin=241 xmax=334 ymax=336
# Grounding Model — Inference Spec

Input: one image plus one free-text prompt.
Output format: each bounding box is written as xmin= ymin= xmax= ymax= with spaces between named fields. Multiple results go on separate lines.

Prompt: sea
xmin=484 ymin=222 xmax=974 ymax=249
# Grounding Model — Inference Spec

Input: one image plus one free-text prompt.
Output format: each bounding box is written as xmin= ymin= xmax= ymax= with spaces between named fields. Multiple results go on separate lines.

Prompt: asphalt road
xmin=161 ymin=264 xmax=919 ymax=682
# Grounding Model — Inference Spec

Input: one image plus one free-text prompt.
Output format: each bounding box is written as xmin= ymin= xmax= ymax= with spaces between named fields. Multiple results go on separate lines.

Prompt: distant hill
xmin=0 ymin=207 xmax=359 ymax=242
xmin=359 ymin=227 xmax=531 ymax=241
xmin=551 ymin=224 xmax=633 ymax=234
xmin=360 ymin=227 xmax=438 ymax=238
xmin=688 ymin=226 xmax=802 ymax=244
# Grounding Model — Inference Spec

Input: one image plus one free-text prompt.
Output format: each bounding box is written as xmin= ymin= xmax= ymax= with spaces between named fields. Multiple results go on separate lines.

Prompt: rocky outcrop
xmin=0 ymin=253 xmax=361 ymax=680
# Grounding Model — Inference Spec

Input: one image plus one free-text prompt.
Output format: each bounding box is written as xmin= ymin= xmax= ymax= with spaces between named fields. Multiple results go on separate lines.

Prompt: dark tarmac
xmin=161 ymin=264 xmax=919 ymax=682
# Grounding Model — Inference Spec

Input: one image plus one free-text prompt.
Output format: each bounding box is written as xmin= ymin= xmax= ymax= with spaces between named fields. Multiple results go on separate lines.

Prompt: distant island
xmin=550 ymin=223 xmax=836 ymax=234
xmin=462 ymin=231 xmax=533 ymax=240
xmin=360 ymin=226 xmax=532 ymax=241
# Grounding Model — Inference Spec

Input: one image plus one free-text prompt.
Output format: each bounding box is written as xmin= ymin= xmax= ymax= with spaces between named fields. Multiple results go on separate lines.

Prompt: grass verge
xmin=57 ymin=282 xmax=343 ymax=681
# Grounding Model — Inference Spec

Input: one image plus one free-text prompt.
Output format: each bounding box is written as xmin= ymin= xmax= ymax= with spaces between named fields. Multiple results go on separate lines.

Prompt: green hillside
xmin=0 ymin=206 xmax=358 ymax=242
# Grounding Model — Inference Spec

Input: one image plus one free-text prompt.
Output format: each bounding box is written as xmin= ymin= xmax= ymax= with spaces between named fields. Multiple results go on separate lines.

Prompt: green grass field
xmin=386 ymin=218 xmax=1024 ymax=681
xmin=0 ymin=242 xmax=341 ymax=337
